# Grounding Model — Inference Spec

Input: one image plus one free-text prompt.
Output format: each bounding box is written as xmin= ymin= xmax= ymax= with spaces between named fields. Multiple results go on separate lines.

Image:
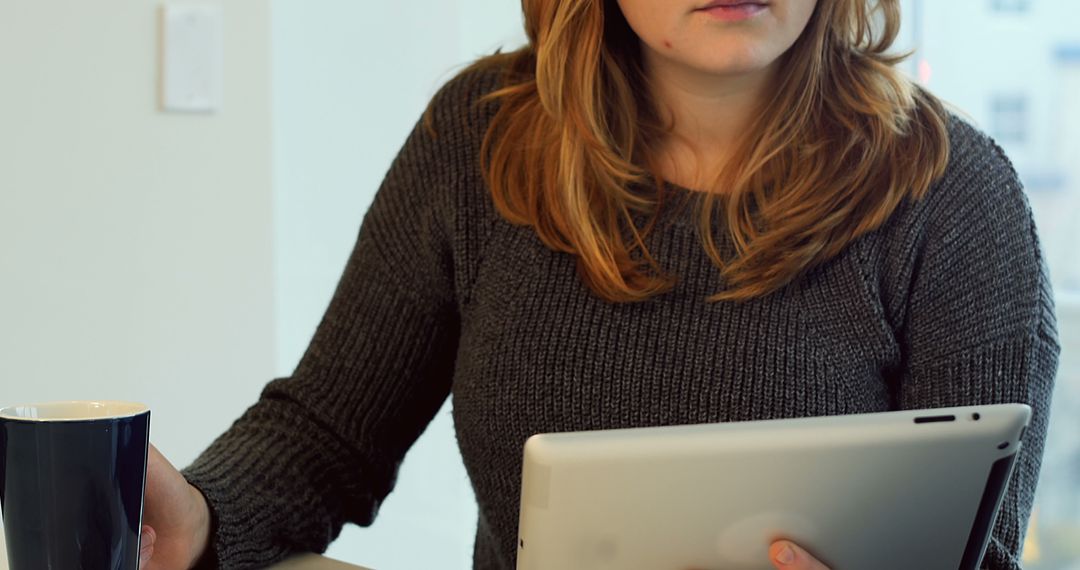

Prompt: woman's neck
xmin=642 ymin=46 xmax=777 ymax=191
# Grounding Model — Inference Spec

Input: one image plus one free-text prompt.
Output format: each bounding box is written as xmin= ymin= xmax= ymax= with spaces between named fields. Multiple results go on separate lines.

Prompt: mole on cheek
xmin=663 ymin=39 xmax=673 ymax=49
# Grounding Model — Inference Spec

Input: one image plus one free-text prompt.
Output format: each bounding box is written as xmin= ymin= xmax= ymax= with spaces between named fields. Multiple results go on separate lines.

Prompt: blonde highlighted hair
xmin=450 ymin=0 xmax=950 ymax=303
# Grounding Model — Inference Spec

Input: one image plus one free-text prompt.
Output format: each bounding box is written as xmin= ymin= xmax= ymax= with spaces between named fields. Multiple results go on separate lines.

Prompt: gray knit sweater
xmin=182 ymin=65 xmax=1060 ymax=570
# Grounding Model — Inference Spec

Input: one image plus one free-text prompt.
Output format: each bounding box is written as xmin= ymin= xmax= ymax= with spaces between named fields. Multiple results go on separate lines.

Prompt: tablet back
xmin=516 ymin=404 xmax=1030 ymax=570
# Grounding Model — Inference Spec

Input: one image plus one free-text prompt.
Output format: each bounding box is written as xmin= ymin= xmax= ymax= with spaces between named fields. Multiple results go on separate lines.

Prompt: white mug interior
xmin=0 ymin=400 xmax=149 ymax=422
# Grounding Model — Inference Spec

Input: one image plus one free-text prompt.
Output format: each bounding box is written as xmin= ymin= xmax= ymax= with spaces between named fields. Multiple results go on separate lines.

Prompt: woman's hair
xmin=454 ymin=0 xmax=951 ymax=303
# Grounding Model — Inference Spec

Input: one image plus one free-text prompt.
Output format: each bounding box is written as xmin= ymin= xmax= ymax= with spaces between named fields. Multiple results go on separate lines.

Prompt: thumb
xmin=140 ymin=524 xmax=156 ymax=568
xmin=769 ymin=540 xmax=830 ymax=569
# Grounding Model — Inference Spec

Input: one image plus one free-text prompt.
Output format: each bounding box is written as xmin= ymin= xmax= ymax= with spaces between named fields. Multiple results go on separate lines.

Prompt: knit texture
xmin=182 ymin=65 xmax=1060 ymax=570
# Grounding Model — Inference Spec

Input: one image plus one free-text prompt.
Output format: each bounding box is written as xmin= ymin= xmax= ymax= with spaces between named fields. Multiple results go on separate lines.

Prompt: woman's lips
xmin=696 ymin=2 xmax=768 ymax=21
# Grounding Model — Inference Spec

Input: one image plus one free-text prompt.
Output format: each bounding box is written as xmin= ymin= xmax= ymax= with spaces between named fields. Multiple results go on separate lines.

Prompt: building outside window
xmin=990 ymin=0 xmax=1033 ymax=13
xmin=991 ymin=93 xmax=1029 ymax=143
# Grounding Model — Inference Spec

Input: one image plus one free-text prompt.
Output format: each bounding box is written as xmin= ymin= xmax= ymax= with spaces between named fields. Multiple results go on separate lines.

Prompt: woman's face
xmin=615 ymin=0 xmax=818 ymax=77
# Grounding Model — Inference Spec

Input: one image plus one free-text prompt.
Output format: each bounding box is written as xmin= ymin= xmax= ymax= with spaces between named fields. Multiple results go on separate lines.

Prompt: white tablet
xmin=516 ymin=404 xmax=1030 ymax=570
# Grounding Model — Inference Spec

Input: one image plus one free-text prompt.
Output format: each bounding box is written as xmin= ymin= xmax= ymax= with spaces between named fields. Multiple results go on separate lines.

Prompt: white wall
xmin=0 ymin=0 xmax=525 ymax=567
xmin=270 ymin=2 xmax=524 ymax=568
xmin=0 ymin=0 xmax=274 ymax=565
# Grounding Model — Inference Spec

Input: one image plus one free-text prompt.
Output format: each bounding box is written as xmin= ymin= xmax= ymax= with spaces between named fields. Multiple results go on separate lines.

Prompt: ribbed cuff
xmin=180 ymin=429 xmax=294 ymax=570
xmin=981 ymin=537 xmax=1022 ymax=570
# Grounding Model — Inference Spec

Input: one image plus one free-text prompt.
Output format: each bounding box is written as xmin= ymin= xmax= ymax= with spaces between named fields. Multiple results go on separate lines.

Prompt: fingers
xmin=140 ymin=525 xmax=156 ymax=568
xmin=769 ymin=540 xmax=830 ymax=570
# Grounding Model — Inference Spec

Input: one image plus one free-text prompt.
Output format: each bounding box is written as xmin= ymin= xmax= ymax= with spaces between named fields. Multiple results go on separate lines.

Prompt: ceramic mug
xmin=0 ymin=401 xmax=150 ymax=570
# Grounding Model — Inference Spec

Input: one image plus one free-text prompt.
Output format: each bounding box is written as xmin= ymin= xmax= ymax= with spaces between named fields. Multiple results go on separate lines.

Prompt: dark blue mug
xmin=0 ymin=401 xmax=150 ymax=570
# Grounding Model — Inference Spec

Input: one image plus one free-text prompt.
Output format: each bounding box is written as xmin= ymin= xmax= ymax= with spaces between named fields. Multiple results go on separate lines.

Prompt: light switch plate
xmin=159 ymin=4 xmax=222 ymax=113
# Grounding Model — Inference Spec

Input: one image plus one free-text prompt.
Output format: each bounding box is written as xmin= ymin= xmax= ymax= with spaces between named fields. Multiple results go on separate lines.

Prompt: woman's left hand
xmin=768 ymin=540 xmax=831 ymax=569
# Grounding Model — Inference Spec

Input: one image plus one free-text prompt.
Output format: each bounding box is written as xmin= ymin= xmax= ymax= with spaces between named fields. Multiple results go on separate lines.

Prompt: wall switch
xmin=159 ymin=4 xmax=222 ymax=113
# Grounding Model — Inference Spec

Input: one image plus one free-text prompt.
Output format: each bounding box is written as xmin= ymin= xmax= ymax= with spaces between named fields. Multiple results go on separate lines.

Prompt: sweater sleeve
xmin=896 ymin=120 xmax=1060 ymax=569
xmin=179 ymin=69 xmax=498 ymax=569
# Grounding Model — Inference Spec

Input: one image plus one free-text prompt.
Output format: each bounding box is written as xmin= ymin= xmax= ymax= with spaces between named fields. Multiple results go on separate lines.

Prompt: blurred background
xmin=0 ymin=1 xmax=1075 ymax=568
xmin=903 ymin=2 xmax=1080 ymax=568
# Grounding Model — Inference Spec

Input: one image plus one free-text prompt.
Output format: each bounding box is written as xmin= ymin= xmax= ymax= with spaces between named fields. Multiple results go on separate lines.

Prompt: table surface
xmin=0 ymin=523 xmax=371 ymax=569
xmin=270 ymin=553 xmax=372 ymax=570
xmin=0 ymin=551 xmax=369 ymax=570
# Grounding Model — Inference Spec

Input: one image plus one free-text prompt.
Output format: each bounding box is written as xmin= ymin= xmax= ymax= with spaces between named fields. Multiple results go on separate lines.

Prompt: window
xmin=990 ymin=0 xmax=1032 ymax=13
xmin=903 ymin=1 xmax=1080 ymax=568
xmin=990 ymin=94 xmax=1028 ymax=143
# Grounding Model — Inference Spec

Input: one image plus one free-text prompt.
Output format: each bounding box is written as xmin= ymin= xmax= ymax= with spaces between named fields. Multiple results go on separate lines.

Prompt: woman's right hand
xmin=139 ymin=443 xmax=212 ymax=569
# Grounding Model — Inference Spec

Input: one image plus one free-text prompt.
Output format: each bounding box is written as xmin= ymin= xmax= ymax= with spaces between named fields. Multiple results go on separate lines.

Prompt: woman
xmin=139 ymin=0 xmax=1059 ymax=569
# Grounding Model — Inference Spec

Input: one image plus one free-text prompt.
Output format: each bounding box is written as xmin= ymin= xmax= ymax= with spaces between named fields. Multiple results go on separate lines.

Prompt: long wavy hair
xmin=456 ymin=0 xmax=950 ymax=303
